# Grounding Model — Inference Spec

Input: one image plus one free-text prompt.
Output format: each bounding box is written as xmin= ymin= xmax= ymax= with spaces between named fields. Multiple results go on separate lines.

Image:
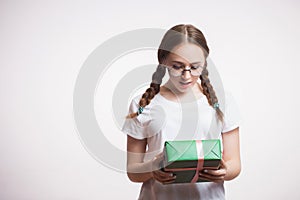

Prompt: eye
xmin=172 ymin=65 xmax=183 ymax=70
xmin=191 ymin=65 xmax=202 ymax=70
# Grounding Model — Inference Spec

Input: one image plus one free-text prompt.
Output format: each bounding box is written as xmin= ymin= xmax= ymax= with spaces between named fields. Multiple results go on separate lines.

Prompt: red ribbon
xmin=191 ymin=140 xmax=204 ymax=183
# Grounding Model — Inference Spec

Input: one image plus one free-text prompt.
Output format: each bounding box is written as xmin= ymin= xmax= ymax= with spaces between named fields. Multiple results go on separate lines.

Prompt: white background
xmin=1 ymin=0 xmax=300 ymax=199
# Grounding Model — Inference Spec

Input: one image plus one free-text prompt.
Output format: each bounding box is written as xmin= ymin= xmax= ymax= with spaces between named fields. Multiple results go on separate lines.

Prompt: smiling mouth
xmin=179 ymin=81 xmax=192 ymax=85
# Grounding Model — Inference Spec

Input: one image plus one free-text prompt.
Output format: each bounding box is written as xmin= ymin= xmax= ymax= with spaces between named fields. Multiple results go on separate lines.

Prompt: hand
xmin=199 ymin=159 xmax=227 ymax=183
xmin=151 ymin=152 xmax=176 ymax=184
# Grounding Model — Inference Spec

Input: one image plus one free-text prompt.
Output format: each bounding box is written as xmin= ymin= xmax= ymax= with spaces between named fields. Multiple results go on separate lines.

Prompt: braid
xmin=126 ymin=64 xmax=166 ymax=118
xmin=200 ymin=67 xmax=224 ymax=122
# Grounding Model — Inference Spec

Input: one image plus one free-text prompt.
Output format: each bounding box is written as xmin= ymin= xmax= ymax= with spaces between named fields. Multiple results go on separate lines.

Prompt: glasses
xmin=162 ymin=64 xmax=204 ymax=77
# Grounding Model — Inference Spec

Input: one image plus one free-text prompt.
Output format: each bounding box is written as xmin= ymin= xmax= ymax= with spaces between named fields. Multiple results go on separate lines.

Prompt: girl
xmin=122 ymin=24 xmax=241 ymax=200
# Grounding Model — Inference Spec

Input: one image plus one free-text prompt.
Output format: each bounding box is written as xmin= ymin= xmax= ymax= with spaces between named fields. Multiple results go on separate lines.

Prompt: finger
xmin=220 ymin=159 xmax=228 ymax=169
xmin=152 ymin=153 xmax=165 ymax=171
xmin=156 ymin=172 xmax=175 ymax=181
xmin=162 ymin=178 xmax=176 ymax=184
xmin=154 ymin=170 xmax=173 ymax=179
xmin=199 ymin=175 xmax=224 ymax=183
xmin=199 ymin=172 xmax=225 ymax=182
xmin=220 ymin=158 xmax=225 ymax=164
xmin=198 ymin=175 xmax=211 ymax=182
xmin=202 ymin=169 xmax=226 ymax=177
xmin=152 ymin=158 xmax=163 ymax=171
xmin=153 ymin=170 xmax=176 ymax=182
xmin=199 ymin=172 xmax=225 ymax=180
xmin=161 ymin=175 xmax=176 ymax=184
xmin=153 ymin=174 xmax=176 ymax=183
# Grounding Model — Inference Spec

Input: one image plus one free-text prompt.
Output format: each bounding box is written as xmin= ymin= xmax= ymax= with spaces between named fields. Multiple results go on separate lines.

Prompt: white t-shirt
xmin=122 ymin=91 xmax=241 ymax=200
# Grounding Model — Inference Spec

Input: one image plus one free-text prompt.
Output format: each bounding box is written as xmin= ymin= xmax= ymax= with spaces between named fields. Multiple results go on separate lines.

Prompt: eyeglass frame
xmin=161 ymin=63 xmax=205 ymax=77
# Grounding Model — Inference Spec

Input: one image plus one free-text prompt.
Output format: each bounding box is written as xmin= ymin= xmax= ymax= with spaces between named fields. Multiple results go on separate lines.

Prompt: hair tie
xmin=137 ymin=107 xmax=144 ymax=115
xmin=213 ymin=102 xmax=219 ymax=109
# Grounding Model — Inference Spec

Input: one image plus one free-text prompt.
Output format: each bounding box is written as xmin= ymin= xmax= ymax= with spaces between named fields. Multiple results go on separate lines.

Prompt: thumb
xmin=219 ymin=159 xmax=227 ymax=169
xmin=152 ymin=152 xmax=164 ymax=171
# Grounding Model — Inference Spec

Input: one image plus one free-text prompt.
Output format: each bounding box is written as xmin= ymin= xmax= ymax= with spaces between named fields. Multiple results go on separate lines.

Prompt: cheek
xmin=168 ymin=74 xmax=179 ymax=83
xmin=192 ymin=76 xmax=200 ymax=83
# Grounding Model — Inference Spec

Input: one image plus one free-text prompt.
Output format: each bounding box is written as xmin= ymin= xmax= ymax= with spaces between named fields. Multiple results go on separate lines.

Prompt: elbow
xmin=127 ymin=172 xmax=152 ymax=183
xmin=225 ymin=162 xmax=241 ymax=181
xmin=127 ymin=172 xmax=142 ymax=183
xmin=233 ymin=164 xmax=242 ymax=179
xmin=235 ymin=161 xmax=242 ymax=178
xmin=126 ymin=164 xmax=143 ymax=182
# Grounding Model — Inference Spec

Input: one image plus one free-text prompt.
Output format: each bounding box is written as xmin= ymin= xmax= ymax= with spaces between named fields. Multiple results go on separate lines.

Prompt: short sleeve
xmin=222 ymin=92 xmax=242 ymax=133
xmin=121 ymin=96 xmax=149 ymax=140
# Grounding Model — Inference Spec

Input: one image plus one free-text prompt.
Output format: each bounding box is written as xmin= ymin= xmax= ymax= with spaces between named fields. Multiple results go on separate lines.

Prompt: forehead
xmin=168 ymin=43 xmax=205 ymax=63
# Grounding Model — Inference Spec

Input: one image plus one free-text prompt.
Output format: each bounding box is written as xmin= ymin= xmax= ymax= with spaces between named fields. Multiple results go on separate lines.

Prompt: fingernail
xmin=203 ymin=170 xmax=208 ymax=173
xmin=169 ymin=173 xmax=173 ymax=177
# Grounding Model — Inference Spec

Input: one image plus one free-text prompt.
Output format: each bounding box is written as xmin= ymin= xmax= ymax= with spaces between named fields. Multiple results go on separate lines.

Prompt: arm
xmin=127 ymin=135 xmax=176 ymax=183
xmin=127 ymin=135 xmax=152 ymax=182
xmin=222 ymin=127 xmax=241 ymax=180
xmin=199 ymin=127 xmax=241 ymax=182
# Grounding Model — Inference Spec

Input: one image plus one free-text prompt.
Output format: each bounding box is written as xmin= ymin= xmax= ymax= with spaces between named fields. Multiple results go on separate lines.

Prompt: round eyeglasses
xmin=161 ymin=64 xmax=204 ymax=77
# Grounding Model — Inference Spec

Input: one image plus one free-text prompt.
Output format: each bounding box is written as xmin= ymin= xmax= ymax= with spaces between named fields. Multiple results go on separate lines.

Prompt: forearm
xmin=127 ymin=160 xmax=154 ymax=183
xmin=224 ymin=159 xmax=241 ymax=181
xmin=222 ymin=128 xmax=241 ymax=181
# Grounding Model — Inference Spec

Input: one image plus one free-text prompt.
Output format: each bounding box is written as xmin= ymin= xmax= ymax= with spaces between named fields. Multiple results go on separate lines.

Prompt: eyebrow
xmin=172 ymin=61 xmax=202 ymax=65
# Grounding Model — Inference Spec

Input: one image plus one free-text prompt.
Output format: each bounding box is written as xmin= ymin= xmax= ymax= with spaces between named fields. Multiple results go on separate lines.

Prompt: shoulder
xmin=221 ymin=90 xmax=242 ymax=133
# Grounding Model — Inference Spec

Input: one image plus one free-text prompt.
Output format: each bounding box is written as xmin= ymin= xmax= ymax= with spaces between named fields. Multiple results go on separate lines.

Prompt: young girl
xmin=122 ymin=24 xmax=241 ymax=200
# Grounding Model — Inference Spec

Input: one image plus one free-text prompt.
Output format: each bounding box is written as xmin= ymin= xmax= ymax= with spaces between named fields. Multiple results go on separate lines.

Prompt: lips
xmin=179 ymin=81 xmax=192 ymax=88
xmin=180 ymin=81 xmax=192 ymax=85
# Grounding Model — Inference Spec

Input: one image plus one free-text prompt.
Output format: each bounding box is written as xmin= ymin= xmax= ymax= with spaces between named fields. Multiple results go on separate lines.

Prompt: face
xmin=164 ymin=43 xmax=206 ymax=94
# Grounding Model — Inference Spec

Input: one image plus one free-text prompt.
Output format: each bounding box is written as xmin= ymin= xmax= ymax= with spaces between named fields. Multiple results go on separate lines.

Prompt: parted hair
xmin=127 ymin=24 xmax=223 ymax=122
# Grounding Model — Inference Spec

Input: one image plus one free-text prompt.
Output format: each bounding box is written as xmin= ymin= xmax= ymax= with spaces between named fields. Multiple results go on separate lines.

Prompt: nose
xmin=181 ymin=69 xmax=192 ymax=80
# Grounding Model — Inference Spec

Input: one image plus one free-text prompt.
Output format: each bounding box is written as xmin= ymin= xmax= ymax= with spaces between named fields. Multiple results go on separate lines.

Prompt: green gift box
xmin=163 ymin=139 xmax=222 ymax=184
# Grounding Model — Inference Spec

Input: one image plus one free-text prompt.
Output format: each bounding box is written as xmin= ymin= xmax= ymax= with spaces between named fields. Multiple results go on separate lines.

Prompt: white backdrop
xmin=1 ymin=0 xmax=300 ymax=199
